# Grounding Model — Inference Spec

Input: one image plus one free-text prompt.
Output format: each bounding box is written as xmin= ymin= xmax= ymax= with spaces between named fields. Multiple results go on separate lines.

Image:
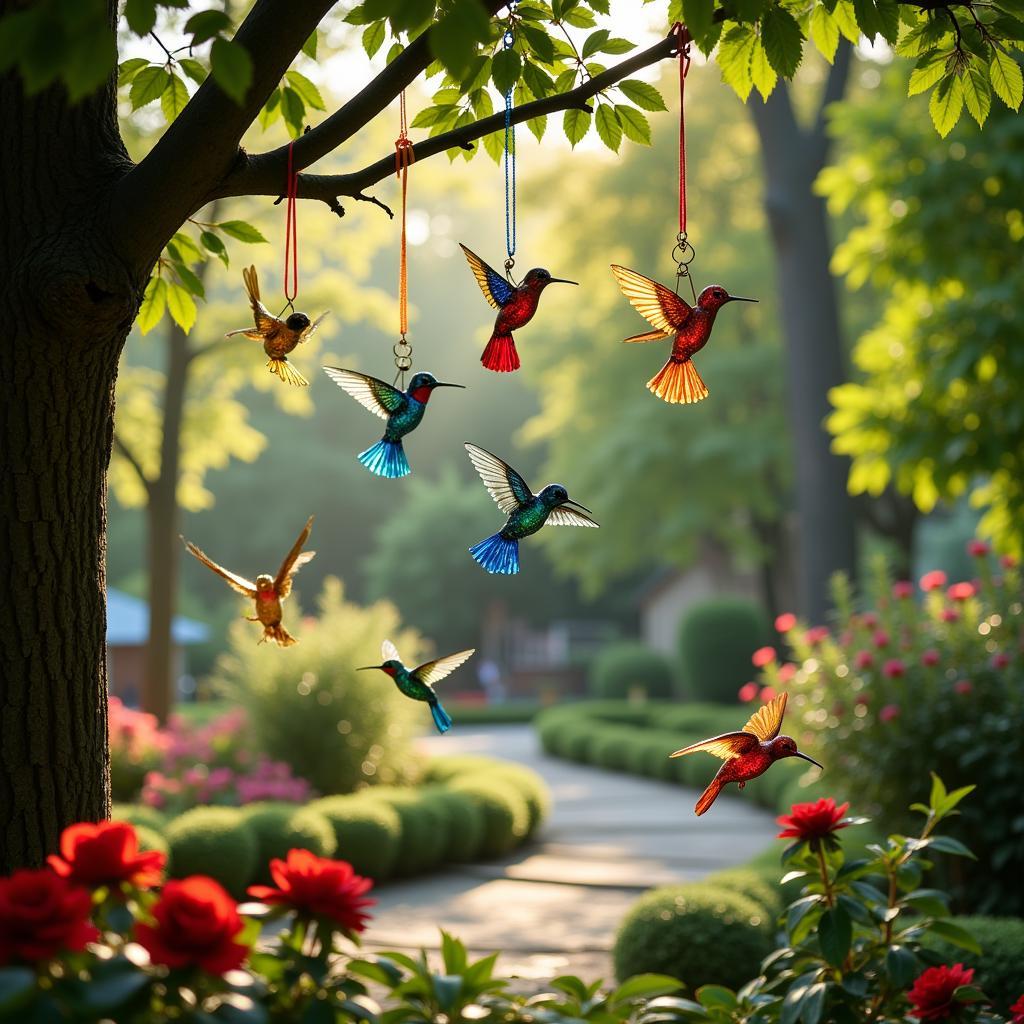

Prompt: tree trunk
xmin=0 ymin=37 xmax=143 ymax=868
xmin=750 ymin=61 xmax=858 ymax=623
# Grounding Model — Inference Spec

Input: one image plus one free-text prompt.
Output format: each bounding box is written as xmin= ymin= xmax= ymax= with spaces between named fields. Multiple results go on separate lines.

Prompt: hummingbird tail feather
xmin=359 ymin=438 xmax=411 ymax=479
xmin=481 ymin=333 xmax=520 ymax=373
xmin=469 ymin=533 xmax=520 ymax=575
xmin=694 ymin=777 xmax=724 ymax=816
xmin=267 ymin=357 xmax=309 ymax=387
xmin=264 ymin=623 xmax=298 ymax=647
xmin=429 ymin=700 xmax=453 ymax=734
xmin=648 ymin=358 xmax=708 ymax=404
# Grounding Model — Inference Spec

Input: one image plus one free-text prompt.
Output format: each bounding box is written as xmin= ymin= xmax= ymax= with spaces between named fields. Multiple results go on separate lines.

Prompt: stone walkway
xmin=363 ymin=725 xmax=776 ymax=981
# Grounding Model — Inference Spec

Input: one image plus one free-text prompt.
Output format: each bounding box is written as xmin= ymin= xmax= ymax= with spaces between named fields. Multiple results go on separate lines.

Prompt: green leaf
xmin=909 ymin=50 xmax=948 ymax=95
xmin=990 ymin=48 xmax=1024 ymax=108
xmin=852 ymin=0 xmax=882 ymax=38
xmin=280 ymin=86 xmax=306 ymax=137
xmin=611 ymin=975 xmax=682 ymax=1003
xmin=185 ymin=9 xmax=232 ymax=45
xmin=432 ymin=1 xmax=490 ymax=76
xmin=810 ymin=7 xmax=840 ymax=62
xmin=926 ymin=834 xmax=977 ymax=858
xmin=595 ymin=103 xmax=622 ymax=151
xmin=876 ymin=0 xmax=900 ymax=44
xmin=492 ymin=48 xmax=522 ymax=94
xmin=210 ymin=37 xmax=253 ymax=104
xmin=179 ymin=57 xmax=207 ymax=86
xmin=528 ymin=113 xmax=547 ymax=141
xmin=130 ymin=66 xmax=170 ymax=110
xmin=138 ymin=277 xmax=167 ymax=335
xmin=410 ymin=104 xmax=456 ymax=128
xmin=927 ymin=920 xmax=983 ymax=954
xmin=762 ymin=7 xmax=803 ymax=77
xmin=218 ymin=220 xmax=268 ymax=244
xmin=303 ymin=31 xmax=318 ymax=58
xmin=170 ymin=261 xmax=206 ymax=298
xmin=818 ymin=907 xmax=852 ymax=967
xmin=751 ymin=37 xmax=778 ymax=98
xmin=160 ymin=72 xmax=189 ymax=122
xmin=523 ymin=60 xmax=554 ymax=98
xmin=961 ymin=63 xmax=991 ymax=124
xmin=619 ymin=79 xmax=667 ymax=111
xmin=286 ymin=69 xmax=326 ymax=111
xmin=832 ymin=0 xmax=863 ymax=42
xmin=117 ymin=57 xmax=149 ymax=86
xmin=683 ymin=0 xmax=715 ymax=50
xmin=124 ymin=0 xmax=157 ymax=35
xmin=696 ymin=985 xmax=737 ymax=1009
xmin=200 ymin=230 xmax=229 ymax=267
xmin=0 ymin=968 xmax=35 ymax=1014
xmin=718 ymin=24 xmax=757 ymax=101
xmin=258 ymin=87 xmax=281 ymax=129
xmin=170 ymin=232 xmax=205 ymax=263
xmin=363 ymin=20 xmax=386 ymax=58
xmin=601 ymin=37 xmax=636 ymax=54
xmin=563 ymin=107 xmax=591 ymax=146
xmin=582 ymin=28 xmax=610 ymax=59
xmin=482 ymin=128 xmax=505 ymax=162
xmin=615 ymin=104 xmax=651 ymax=144
xmin=520 ymin=23 xmax=557 ymax=63
xmin=929 ymin=72 xmax=964 ymax=135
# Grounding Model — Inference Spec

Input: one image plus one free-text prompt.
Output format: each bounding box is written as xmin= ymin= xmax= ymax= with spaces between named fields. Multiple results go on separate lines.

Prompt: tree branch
xmin=217 ymin=30 xmax=684 ymax=208
xmin=112 ymin=0 xmax=335 ymax=265
xmin=113 ymin=434 xmax=153 ymax=495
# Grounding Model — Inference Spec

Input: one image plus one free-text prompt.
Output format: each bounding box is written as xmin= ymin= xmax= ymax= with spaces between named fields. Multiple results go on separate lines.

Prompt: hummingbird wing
xmin=413 ymin=648 xmax=476 ymax=686
xmin=242 ymin=265 xmax=281 ymax=334
xmin=274 ymin=515 xmax=315 ymax=594
xmin=742 ymin=692 xmax=788 ymax=742
xmin=181 ymin=537 xmax=258 ymax=598
xmin=669 ymin=731 xmax=759 ymax=760
xmin=610 ymin=265 xmax=693 ymax=333
xmin=301 ymin=311 xmax=330 ymax=341
xmin=322 ymin=367 xmax=407 ymax=422
xmin=382 ymin=638 xmax=402 ymax=663
xmin=464 ymin=443 xmax=533 ymax=513
xmin=546 ymin=506 xmax=599 ymax=528
xmin=460 ymin=243 xmax=515 ymax=309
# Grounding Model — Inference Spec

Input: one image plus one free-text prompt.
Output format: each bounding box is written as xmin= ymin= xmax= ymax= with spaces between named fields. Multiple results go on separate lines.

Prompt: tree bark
xmin=750 ymin=50 xmax=858 ymax=623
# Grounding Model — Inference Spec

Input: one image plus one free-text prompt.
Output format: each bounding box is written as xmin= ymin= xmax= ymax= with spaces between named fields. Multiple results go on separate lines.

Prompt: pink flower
xmin=920 ymin=570 xmax=948 ymax=592
xmin=855 ymin=693 xmax=870 ymax=706
xmin=861 ymin=611 xmax=879 ymax=628
xmin=752 ymin=646 xmax=776 ymax=668
xmin=854 ymin=650 xmax=875 ymax=670
xmin=941 ymin=608 xmax=959 ymax=623
xmin=947 ymin=582 xmax=976 ymax=602
xmin=967 ymin=539 xmax=990 ymax=557
xmin=872 ymin=630 xmax=890 ymax=649
xmin=892 ymin=580 xmax=915 ymax=599
xmin=883 ymin=659 xmax=905 ymax=679
xmin=775 ymin=613 xmax=797 ymax=633
xmin=879 ymin=704 xmax=901 ymax=722
xmin=921 ymin=649 xmax=941 ymax=667
xmin=805 ymin=626 xmax=830 ymax=646
xmin=778 ymin=663 xmax=797 ymax=683
xmin=738 ymin=682 xmax=759 ymax=703
xmin=1000 ymin=554 xmax=1017 ymax=570
xmin=992 ymin=652 xmax=1011 ymax=670
xmin=760 ymin=686 xmax=777 ymax=702
xmin=954 ymin=679 xmax=973 ymax=695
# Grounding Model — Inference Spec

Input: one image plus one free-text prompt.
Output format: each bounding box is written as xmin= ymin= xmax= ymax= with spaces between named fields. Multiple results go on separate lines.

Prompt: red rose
xmin=248 ymin=849 xmax=374 ymax=937
xmin=48 ymin=821 xmax=165 ymax=890
xmin=920 ymin=570 xmax=948 ymax=592
xmin=136 ymin=876 xmax=248 ymax=974
xmin=775 ymin=613 xmax=797 ymax=633
xmin=892 ymin=580 xmax=915 ymax=599
xmin=967 ymin=540 xmax=990 ymax=557
xmin=921 ymin=649 xmax=940 ymax=668
xmin=883 ymin=658 xmax=905 ymax=679
xmin=777 ymin=798 xmax=850 ymax=843
xmin=947 ymin=582 xmax=976 ymax=602
xmin=908 ymin=963 xmax=975 ymax=1022
xmin=854 ymin=650 xmax=875 ymax=670
xmin=1009 ymin=993 xmax=1024 ymax=1024
xmin=992 ymin=652 xmax=1011 ymax=670
xmin=954 ymin=679 xmax=973 ymax=695
xmin=752 ymin=646 xmax=776 ymax=668
xmin=738 ymin=682 xmax=759 ymax=703
xmin=880 ymin=703 xmax=901 ymax=722
xmin=0 ymin=869 xmax=98 ymax=964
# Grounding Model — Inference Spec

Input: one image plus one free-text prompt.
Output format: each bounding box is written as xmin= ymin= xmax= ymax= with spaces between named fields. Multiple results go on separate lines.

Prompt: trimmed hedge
xmin=444 ymin=779 xmax=531 ymax=858
xmin=241 ymin=803 xmax=337 ymax=884
xmin=928 ymin=916 xmax=1024 ymax=1013
xmin=134 ymin=824 xmax=170 ymax=859
xmin=309 ymin=795 xmax=403 ymax=881
xmin=419 ymin=785 xmax=486 ymax=862
xmin=111 ymin=803 xmax=167 ymax=832
xmin=165 ymin=807 xmax=258 ymax=899
xmin=589 ymin=641 xmax=675 ymax=701
xmin=369 ymin=787 xmax=449 ymax=876
xmin=613 ymin=884 xmax=775 ymax=988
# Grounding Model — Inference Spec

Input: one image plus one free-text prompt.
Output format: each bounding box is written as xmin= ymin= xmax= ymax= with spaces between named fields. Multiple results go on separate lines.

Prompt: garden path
xmin=364 ymin=724 xmax=777 ymax=983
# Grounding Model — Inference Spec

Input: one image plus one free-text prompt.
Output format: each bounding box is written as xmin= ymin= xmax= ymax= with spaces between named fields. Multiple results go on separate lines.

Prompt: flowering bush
xmin=758 ymin=546 xmax=1024 ymax=914
xmin=108 ymin=697 xmax=169 ymax=801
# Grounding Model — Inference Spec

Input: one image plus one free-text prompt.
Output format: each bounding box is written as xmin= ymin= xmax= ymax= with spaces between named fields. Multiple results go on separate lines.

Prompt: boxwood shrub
xmin=240 ymin=802 xmax=337 ymax=884
xmin=589 ymin=641 xmax=675 ymax=700
xmin=444 ymin=779 xmax=531 ymax=858
xmin=165 ymin=807 xmax=258 ymax=898
xmin=308 ymin=794 xmax=403 ymax=881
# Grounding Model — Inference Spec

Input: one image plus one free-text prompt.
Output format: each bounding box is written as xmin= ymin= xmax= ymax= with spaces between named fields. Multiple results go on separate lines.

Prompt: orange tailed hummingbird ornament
xmin=181 ymin=515 xmax=316 ymax=647
xmin=670 ymin=693 xmax=822 ymax=815
xmin=610 ymin=24 xmax=756 ymax=404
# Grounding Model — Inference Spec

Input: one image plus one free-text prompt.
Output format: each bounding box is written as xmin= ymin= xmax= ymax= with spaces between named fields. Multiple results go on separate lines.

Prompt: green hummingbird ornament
xmin=465 ymin=443 xmax=598 ymax=575
xmin=358 ymin=639 xmax=475 ymax=734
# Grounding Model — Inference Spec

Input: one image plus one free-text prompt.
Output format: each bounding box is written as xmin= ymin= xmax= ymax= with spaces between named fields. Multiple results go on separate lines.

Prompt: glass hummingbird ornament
xmin=323 ymin=367 xmax=464 ymax=479
xmin=358 ymin=639 xmax=475 ymax=734
xmin=610 ymin=265 xmax=756 ymax=404
xmin=465 ymin=443 xmax=598 ymax=575
xmin=670 ymin=693 xmax=823 ymax=815
xmin=226 ymin=266 xmax=329 ymax=387
xmin=460 ymin=244 xmax=577 ymax=372
xmin=181 ymin=515 xmax=316 ymax=647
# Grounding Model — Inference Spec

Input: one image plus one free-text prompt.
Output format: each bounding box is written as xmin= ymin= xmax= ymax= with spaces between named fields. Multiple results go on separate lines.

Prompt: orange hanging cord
xmin=283 ymin=140 xmax=299 ymax=309
xmin=393 ymin=91 xmax=415 ymax=382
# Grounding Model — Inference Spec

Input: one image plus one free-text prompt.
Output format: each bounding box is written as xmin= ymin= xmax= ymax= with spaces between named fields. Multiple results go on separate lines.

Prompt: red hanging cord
xmin=283 ymin=140 xmax=299 ymax=306
xmin=395 ymin=91 xmax=415 ymax=339
xmin=675 ymin=23 xmax=691 ymax=238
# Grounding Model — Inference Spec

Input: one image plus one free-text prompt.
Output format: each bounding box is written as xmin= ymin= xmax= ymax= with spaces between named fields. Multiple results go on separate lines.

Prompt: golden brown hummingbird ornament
xmin=181 ymin=515 xmax=316 ymax=647
xmin=225 ymin=266 xmax=328 ymax=387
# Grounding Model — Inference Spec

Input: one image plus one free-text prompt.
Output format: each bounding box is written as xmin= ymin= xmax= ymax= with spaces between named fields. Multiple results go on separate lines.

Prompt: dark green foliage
xmin=418 ymin=786 xmax=486 ymax=862
xmin=165 ymin=807 xmax=258 ymax=898
xmin=110 ymin=803 xmax=167 ymax=832
xmin=703 ymin=867 xmax=784 ymax=918
xmin=240 ymin=803 xmax=337 ymax=884
xmin=613 ymin=885 xmax=774 ymax=988
xmin=927 ymin=916 xmax=1024 ymax=1013
xmin=133 ymin=824 xmax=169 ymax=858
xmin=309 ymin=794 xmax=402 ymax=881
xmin=444 ymin=779 xmax=531 ymax=858
xmin=677 ymin=598 xmax=770 ymax=703
xmin=589 ymin=641 xmax=675 ymax=700
xmin=370 ymin=787 xmax=448 ymax=876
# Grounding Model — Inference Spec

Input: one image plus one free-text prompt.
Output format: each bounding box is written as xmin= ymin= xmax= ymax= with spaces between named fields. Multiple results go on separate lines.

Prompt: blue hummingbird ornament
xmin=358 ymin=639 xmax=475 ymax=734
xmin=323 ymin=367 xmax=464 ymax=478
xmin=465 ymin=443 xmax=598 ymax=575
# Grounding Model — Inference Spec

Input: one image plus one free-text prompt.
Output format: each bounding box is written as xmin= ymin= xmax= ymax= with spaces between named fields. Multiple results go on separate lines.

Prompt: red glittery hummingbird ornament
xmin=610 ymin=24 xmax=756 ymax=405
xmin=670 ymin=693 xmax=823 ymax=816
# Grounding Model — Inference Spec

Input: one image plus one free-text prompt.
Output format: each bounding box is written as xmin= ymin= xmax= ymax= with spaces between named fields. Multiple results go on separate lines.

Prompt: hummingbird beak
xmin=549 ymin=277 xmax=578 ymax=286
xmin=433 ymin=382 xmax=466 ymax=389
xmin=356 ymin=665 xmax=383 ymax=672
xmin=726 ymin=295 xmax=758 ymax=304
xmin=795 ymin=751 xmax=824 ymax=769
xmin=564 ymin=499 xmax=593 ymax=514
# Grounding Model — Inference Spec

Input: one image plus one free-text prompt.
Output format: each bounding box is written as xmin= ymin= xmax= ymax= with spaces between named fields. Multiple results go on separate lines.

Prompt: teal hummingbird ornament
xmin=465 ymin=443 xmax=598 ymax=575
xmin=358 ymin=639 xmax=475 ymax=734
xmin=323 ymin=367 xmax=464 ymax=478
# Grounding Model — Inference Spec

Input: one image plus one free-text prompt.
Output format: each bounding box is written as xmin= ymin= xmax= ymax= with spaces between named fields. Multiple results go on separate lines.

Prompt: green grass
xmin=170 ymin=699 xmax=233 ymax=726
